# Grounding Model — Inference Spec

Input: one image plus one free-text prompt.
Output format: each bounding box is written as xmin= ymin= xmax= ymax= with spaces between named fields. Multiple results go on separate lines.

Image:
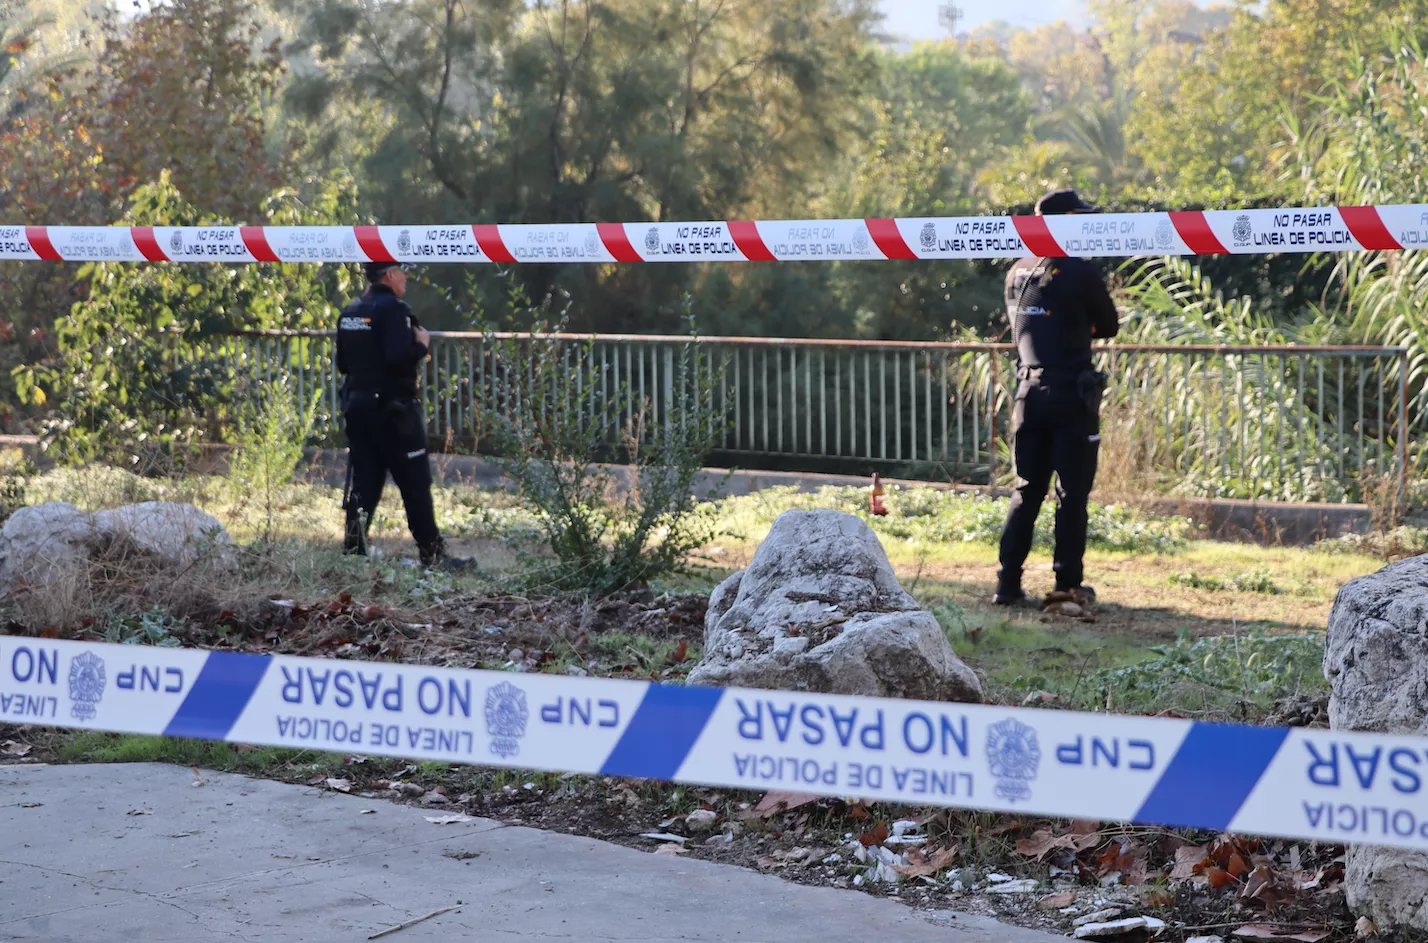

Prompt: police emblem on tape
xmin=852 ymin=227 xmax=870 ymax=254
xmin=343 ymin=233 xmax=358 ymax=256
xmin=68 ymin=651 xmax=106 ymax=722
xmin=1155 ymin=219 xmax=1174 ymax=249
xmin=585 ymin=231 xmax=600 ymax=256
xmin=169 ymin=230 xmax=184 ymax=254
xmin=986 ymin=718 xmax=1040 ymax=803
xmin=397 ymin=229 xmax=412 ymax=254
xmin=1232 ymin=214 xmax=1253 ymax=246
xmin=644 ymin=226 xmax=661 ymax=255
xmin=920 ymin=222 xmax=937 ymax=250
xmin=485 ymin=682 xmax=529 ymax=759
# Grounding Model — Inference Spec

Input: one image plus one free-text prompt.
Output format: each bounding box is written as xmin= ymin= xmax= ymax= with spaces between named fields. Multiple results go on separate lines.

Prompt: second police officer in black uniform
xmin=994 ymin=189 xmax=1119 ymax=606
xmin=337 ymin=261 xmax=473 ymax=571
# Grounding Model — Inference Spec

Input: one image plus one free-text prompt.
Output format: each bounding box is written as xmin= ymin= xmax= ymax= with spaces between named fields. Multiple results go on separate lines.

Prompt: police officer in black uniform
xmin=337 ymin=261 xmax=471 ymax=570
xmin=994 ymin=189 xmax=1119 ymax=606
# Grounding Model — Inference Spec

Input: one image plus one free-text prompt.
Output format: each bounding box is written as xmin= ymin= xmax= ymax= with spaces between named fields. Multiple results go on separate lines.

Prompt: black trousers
xmin=997 ymin=380 xmax=1101 ymax=593
xmin=342 ymin=396 xmax=440 ymax=553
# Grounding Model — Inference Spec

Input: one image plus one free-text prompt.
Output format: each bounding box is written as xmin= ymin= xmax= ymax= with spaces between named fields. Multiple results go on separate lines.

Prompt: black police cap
xmin=363 ymin=261 xmax=405 ymax=282
xmin=1035 ymin=189 xmax=1099 ymax=216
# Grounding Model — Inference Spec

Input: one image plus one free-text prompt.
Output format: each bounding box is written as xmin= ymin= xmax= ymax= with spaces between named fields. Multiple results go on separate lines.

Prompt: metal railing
xmin=207 ymin=331 xmax=1413 ymax=502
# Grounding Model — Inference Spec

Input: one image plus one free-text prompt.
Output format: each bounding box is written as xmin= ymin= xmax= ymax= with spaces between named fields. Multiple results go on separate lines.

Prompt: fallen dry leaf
xmin=324 ymin=778 xmax=353 ymax=793
xmin=1171 ymin=845 xmax=1209 ymax=880
xmin=1037 ymin=892 xmax=1077 ymax=909
xmin=1355 ymin=916 xmax=1378 ymax=938
xmin=1228 ymin=853 xmax=1252 ymax=878
xmin=859 ymin=820 xmax=890 ymax=848
xmin=669 ymin=639 xmax=690 ymax=664
xmin=752 ymin=791 xmax=820 ymax=818
xmin=654 ymin=844 xmax=687 ymax=856
xmin=1 ymin=740 xmax=32 ymax=757
xmin=190 ymin=767 xmax=205 ymax=788
xmin=893 ymin=845 xmax=958 ymax=878
xmin=1205 ymin=866 xmax=1235 ymax=889
xmin=424 ymin=814 xmax=474 ymax=825
xmin=1015 ymin=828 xmax=1078 ymax=860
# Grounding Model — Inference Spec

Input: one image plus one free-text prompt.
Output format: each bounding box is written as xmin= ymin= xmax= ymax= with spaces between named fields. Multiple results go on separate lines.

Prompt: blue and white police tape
xmin=3 ymin=636 xmax=1425 ymax=850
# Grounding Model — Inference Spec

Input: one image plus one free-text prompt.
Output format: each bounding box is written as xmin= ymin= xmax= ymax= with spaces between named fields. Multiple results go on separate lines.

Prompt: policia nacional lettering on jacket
xmin=994 ymin=189 xmax=1118 ymax=608
xmin=336 ymin=262 xmax=472 ymax=571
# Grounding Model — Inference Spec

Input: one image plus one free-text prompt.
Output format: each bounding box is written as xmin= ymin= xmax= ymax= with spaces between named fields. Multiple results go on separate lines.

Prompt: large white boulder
xmin=0 ymin=500 xmax=236 ymax=594
xmin=0 ymin=503 xmax=96 ymax=590
xmin=1325 ymin=555 xmax=1428 ymax=929
xmin=688 ymin=509 xmax=983 ymax=703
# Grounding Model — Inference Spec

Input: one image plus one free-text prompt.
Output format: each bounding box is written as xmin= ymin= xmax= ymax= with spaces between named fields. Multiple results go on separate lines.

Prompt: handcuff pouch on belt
xmin=1076 ymin=369 xmax=1109 ymax=415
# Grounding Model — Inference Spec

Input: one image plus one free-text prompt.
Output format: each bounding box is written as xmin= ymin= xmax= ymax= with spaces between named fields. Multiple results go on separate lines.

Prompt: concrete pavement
xmin=0 ymin=763 xmax=1067 ymax=942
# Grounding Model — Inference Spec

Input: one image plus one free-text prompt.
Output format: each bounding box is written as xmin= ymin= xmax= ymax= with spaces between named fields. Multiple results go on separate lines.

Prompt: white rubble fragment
xmin=986 ymin=879 xmax=1040 ymax=894
xmin=1074 ymin=909 xmax=1126 ymax=927
xmin=1073 ymin=917 xmax=1165 ymax=939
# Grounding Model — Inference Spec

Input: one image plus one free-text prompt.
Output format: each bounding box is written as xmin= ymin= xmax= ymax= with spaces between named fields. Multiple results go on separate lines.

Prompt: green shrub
xmin=483 ymin=313 xmax=724 ymax=595
xmin=227 ymin=375 xmax=318 ymax=543
xmin=1085 ymin=628 xmax=1324 ymax=718
xmin=1169 ymin=569 xmax=1281 ymax=594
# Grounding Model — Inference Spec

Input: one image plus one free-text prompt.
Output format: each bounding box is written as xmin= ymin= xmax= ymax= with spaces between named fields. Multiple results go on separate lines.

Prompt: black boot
xmin=343 ymin=508 xmax=369 ymax=556
xmin=993 ymin=567 xmax=1026 ymax=606
xmin=419 ymin=539 xmax=477 ymax=573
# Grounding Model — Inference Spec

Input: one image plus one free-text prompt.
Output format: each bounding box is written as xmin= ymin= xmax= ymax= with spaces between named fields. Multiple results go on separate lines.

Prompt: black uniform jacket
xmin=1004 ymin=256 xmax=1119 ymax=372
xmin=336 ymin=284 xmax=428 ymax=402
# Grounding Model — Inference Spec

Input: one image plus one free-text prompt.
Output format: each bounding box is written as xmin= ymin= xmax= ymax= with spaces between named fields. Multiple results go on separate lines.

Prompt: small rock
xmin=772 ymin=636 xmax=810 ymax=656
xmin=420 ymin=791 xmax=449 ymax=805
xmin=986 ymin=872 xmax=1015 ymax=883
xmin=704 ymin=832 xmax=734 ymax=846
xmin=1057 ymin=602 xmax=1084 ymax=617
xmin=394 ymin=782 xmax=425 ymax=797
xmin=685 ymin=809 xmax=719 ymax=831
xmin=508 ymin=648 xmax=525 ymax=662
xmin=564 ymin=665 xmax=589 ymax=677
xmin=1074 ymin=917 xmax=1163 ymax=939
xmin=1074 ymin=909 xmax=1126 ymax=927
xmin=1185 ymin=937 xmax=1225 ymax=943
xmin=986 ymin=879 xmax=1040 ymax=894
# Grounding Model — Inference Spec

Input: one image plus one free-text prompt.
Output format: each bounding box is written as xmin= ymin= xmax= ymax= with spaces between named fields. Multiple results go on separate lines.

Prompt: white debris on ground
xmin=1072 ymin=916 xmax=1166 ymax=939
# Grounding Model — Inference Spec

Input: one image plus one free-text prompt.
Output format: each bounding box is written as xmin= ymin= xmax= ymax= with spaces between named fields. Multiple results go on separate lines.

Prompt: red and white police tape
xmin=5 ymin=205 xmax=1428 ymax=264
